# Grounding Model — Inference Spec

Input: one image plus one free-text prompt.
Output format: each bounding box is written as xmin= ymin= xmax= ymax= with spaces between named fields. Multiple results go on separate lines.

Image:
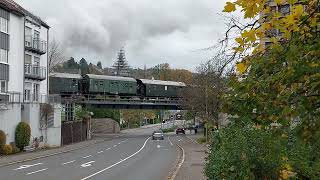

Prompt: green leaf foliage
xmin=15 ymin=122 xmax=31 ymax=151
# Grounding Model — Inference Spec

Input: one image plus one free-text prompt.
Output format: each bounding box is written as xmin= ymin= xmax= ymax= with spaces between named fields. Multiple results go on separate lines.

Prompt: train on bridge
xmin=49 ymin=73 xmax=186 ymax=100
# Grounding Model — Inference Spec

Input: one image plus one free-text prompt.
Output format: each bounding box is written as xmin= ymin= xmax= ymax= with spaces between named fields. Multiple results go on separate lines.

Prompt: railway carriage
xmin=49 ymin=73 xmax=81 ymax=95
xmin=137 ymin=79 xmax=186 ymax=98
xmin=82 ymin=74 xmax=137 ymax=96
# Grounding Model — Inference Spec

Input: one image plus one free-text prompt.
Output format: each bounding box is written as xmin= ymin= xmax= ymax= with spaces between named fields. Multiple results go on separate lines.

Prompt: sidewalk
xmin=0 ymin=138 xmax=105 ymax=167
xmin=175 ymin=134 xmax=207 ymax=180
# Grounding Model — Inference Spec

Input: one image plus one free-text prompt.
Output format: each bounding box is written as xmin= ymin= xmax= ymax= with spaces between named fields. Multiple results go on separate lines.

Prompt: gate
xmin=61 ymin=121 xmax=88 ymax=145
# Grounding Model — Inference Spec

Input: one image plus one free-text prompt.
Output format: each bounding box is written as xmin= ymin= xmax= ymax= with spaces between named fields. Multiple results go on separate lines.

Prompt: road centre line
xmin=106 ymin=147 xmax=111 ymax=150
xmin=82 ymin=155 xmax=92 ymax=159
xmin=97 ymin=151 xmax=104 ymax=154
xmin=26 ymin=168 xmax=48 ymax=175
xmin=113 ymin=145 xmax=117 ymax=147
xmin=62 ymin=160 xmax=76 ymax=165
xmin=168 ymin=137 xmax=173 ymax=146
xmin=81 ymin=137 xmax=151 ymax=180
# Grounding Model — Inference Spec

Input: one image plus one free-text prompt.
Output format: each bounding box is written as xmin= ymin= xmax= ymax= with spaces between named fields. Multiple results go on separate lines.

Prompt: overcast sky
xmin=15 ymin=0 xmax=228 ymax=71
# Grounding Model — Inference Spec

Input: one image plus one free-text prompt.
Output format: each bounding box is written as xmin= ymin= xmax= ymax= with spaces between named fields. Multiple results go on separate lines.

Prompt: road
xmin=0 ymin=123 xmax=186 ymax=180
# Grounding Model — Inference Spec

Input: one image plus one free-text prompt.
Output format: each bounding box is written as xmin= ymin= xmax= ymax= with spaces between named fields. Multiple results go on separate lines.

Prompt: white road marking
xmin=26 ymin=168 xmax=48 ymax=175
xmin=163 ymin=149 xmax=169 ymax=151
xmin=14 ymin=163 xmax=43 ymax=170
xmin=157 ymin=145 xmax=161 ymax=148
xmin=97 ymin=151 xmax=104 ymax=154
xmin=178 ymin=139 xmax=182 ymax=142
xmin=81 ymin=137 xmax=151 ymax=180
xmin=62 ymin=160 xmax=76 ymax=165
xmin=118 ymin=142 xmax=121 ymax=145
xmin=106 ymin=147 xmax=111 ymax=151
xmin=81 ymin=161 xmax=95 ymax=168
xmin=113 ymin=145 xmax=117 ymax=147
xmin=168 ymin=137 xmax=173 ymax=146
xmin=82 ymin=155 xmax=92 ymax=159
xmin=170 ymin=145 xmax=185 ymax=180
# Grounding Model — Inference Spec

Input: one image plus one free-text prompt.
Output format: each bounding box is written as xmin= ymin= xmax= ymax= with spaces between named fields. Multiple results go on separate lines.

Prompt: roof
xmin=0 ymin=0 xmax=23 ymax=16
xmin=0 ymin=0 xmax=49 ymax=28
xmin=50 ymin=73 xmax=81 ymax=79
xmin=86 ymin=74 xmax=137 ymax=82
xmin=139 ymin=79 xmax=186 ymax=87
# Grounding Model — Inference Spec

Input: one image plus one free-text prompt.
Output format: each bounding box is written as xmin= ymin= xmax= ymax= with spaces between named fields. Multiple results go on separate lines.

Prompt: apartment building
xmin=263 ymin=0 xmax=307 ymax=46
xmin=0 ymin=0 xmax=61 ymax=147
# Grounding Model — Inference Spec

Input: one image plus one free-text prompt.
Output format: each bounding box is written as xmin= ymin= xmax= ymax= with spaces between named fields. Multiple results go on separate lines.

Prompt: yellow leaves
xmin=275 ymin=0 xmax=285 ymax=5
xmin=236 ymin=62 xmax=248 ymax=74
xmin=223 ymin=2 xmax=236 ymax=12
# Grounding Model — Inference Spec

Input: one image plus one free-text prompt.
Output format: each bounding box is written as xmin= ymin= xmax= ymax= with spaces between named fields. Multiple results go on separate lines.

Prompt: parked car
xmin=176 ymin=128 xmax=185 ymax=134
xmin=152 ymin=130 xmax=164 ymax=140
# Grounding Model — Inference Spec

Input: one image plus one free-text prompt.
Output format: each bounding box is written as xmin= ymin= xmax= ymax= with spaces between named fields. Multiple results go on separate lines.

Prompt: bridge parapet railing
xmin=61 ymin=95 xmax=181 ymax=104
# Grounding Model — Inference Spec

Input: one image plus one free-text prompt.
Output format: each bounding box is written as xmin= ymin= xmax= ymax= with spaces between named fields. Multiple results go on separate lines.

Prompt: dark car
xmin=152 ymin=130 xmax=164 ymax=140
xmin=176 ymin=128 xmax=185 ymax=134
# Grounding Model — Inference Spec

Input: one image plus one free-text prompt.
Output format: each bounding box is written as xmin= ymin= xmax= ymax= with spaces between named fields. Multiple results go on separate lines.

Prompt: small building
xmin=0 ymin=0 xmax=61 ymax=148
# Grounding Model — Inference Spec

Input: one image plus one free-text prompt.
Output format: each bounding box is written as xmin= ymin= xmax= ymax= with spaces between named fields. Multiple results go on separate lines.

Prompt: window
xmin=99 ymin=81 xmax=104 ymax=86
xmin=33 ymin=83 xmax=40 ymax=101
xmin=24 ymin=83 xmax=32 ymax=101
xmin=34 ymin=31 xmax=40 ymax=49
xmin=279 ymin=4 xmax=290 ymax=16
xmin=25 ymin=54 xmax=32 ymax=64
xmin=0 ymin=49 xmax=8 ymax=63
xmin=25 ymin=27 xmax=32 ymax=47
xmin=0 ymin=17 xmax=8 ymax=33
xmin=34 ymin=56 xmax=40 ymax=66
xmin=0 ymin=81 xmax=7 ymax=93
xmin=165 ymin=86 xmax=168 ymax=91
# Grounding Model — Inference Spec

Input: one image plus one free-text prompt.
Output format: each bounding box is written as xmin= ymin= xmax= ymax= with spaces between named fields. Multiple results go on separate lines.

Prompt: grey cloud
xmin=15 ymin=0 xmax=228 ymax=70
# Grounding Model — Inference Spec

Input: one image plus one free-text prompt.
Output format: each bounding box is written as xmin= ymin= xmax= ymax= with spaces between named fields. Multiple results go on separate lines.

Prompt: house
xmin=0 ymin=0 xmax=61 ymax=148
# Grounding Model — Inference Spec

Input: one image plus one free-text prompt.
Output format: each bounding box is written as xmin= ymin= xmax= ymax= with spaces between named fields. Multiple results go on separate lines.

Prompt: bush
xmin=2 ymin=144 xmax=12 ymax=155
xmin=0 ymin=130 xmax=6 ymax=153
xmin=15 ymin=122 xmax=31 ymax=151
xmin=205 ymin=124 xmax=285 ymax=179
xmin=162 ymin=126 xmax=177 ymax=133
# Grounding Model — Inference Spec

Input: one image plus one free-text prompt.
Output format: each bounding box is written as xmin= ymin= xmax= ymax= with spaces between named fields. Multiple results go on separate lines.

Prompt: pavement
xmin=0 ymin=122 xmax=207 ymax=180
xmin=174 ymin=133 xmax=207 ymax=180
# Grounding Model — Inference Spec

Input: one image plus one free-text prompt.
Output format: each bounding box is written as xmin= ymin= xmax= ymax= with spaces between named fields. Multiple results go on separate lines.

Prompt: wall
xmin=8 ymin=13 xmax=24 ymax=93
xmin=91 ymin=118 xmax=120 ymax=134
xmin=0 ymin=104 xmax=22 ymax=143
xmin=46 ymin=104 xmax=61 ymax=147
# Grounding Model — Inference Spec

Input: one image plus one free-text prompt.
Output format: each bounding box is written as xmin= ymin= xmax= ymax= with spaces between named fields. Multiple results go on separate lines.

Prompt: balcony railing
xmin=0 ymin=92 xmax=61 ymax=104
xmin=25 ymin=36 xmax=47 ymax=55
xmin=25 ymin=64 xmax=46 ymax=80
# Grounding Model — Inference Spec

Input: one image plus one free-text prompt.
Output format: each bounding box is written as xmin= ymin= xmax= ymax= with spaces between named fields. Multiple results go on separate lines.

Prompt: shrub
xmin=2 ymin=144 xmax=12 ymax=155
xmin=0 ymin=130 xmax=6 ymax=153
xmin=205 ymin=124 xmax=285 ymax=179
xmin=15 ymin=122 xmax=31 ymax=151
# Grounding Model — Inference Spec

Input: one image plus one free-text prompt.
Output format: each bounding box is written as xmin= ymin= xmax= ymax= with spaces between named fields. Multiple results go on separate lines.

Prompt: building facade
xmin=0 ymin=0 xmax=61 ymax=148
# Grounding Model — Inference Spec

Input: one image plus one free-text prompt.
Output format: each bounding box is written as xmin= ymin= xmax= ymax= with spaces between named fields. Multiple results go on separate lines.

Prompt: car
xmin=152 ymin=130 xmax=164 ymax=140
xmin=176 ymin=128 xmax=185 ymax=134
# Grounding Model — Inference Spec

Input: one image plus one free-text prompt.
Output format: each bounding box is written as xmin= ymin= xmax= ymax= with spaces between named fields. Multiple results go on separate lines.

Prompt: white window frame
xmin=0 ymin=49 xmax=8 ymax=63
xmin=33 ymin=83 xmax=40 ymax=102
xmin=0 ymin=80 xmax=7 ymax=93
xmin=0 ymin=17 xmax=8 ymax=34
xmin=24 ymin=82 xmax=32 ymax=101
xmin=25 ymin=26 xmax=32 ymax=47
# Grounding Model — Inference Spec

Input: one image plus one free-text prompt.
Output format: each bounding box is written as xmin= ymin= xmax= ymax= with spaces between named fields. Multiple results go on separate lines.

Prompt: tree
xmin=48 ymin=39 xmax=66 ymax=72
xmin=79 ymin=58 xmax=89 ymax=75
xmin=15 ymin=122 xmax=31 ymax=151
xmin=113 ymin=48 xmax=130 ymax=77
xmin=205 ymin=1 xmax=320 ymax=179
xmin=97 ymin=61 xmax=102 ymax=69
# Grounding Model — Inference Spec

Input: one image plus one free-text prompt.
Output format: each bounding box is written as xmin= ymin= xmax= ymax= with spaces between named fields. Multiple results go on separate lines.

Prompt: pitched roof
xmin=85 ymin=74 xmax=137 ymax=82
xmin=50 ymin=73 xmax=82 ymax=79
xmin=139 ymin=79 xmax=186 ymax=87
xmin=0 ymin=0 xmax=49 ymax=28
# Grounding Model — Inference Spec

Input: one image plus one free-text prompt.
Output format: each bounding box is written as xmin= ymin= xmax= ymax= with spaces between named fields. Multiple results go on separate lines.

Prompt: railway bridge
xmin=61 ymin=96 xmax=185 ymax=110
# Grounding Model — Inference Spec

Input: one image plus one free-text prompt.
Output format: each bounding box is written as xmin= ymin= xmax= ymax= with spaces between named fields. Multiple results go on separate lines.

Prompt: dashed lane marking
xmin=26 ymin=168 xmax=48 ymax=175
xmin=97 ymin=151 xmax=104 ymax=154
xmin=81 ymin=137 xmax=151 ymax=180
xmin=81 ymin=161 xmax=95 ymax=168
xmin=82 ymin=155 xmax=92 ymax=159
xmin=62 ymin=160 xmax=76 ymax=165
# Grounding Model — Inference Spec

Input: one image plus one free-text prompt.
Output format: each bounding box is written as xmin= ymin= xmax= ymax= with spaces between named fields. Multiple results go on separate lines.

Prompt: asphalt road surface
xmin=0 ymin=124 xmax=183 ymax=180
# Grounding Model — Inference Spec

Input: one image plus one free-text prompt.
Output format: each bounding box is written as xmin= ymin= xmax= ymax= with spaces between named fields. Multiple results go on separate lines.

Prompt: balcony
xmin=25 ymin=36 xmax=47 ymax=55
xmin=25 ymin=64 xmax=46 ymax=81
